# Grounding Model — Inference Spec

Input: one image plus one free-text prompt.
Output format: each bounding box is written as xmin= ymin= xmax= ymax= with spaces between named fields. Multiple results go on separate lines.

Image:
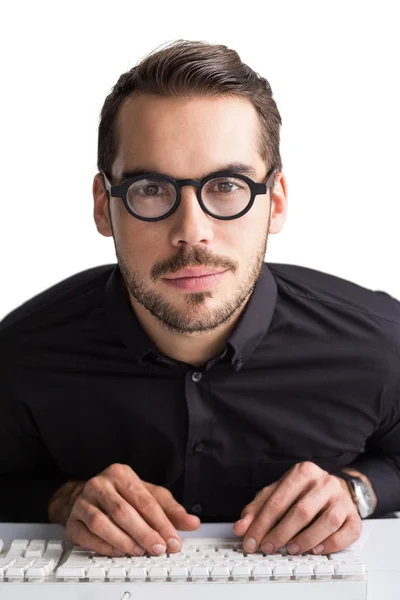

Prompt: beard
xmin=110 ymin=206 xmax=271 ymax=335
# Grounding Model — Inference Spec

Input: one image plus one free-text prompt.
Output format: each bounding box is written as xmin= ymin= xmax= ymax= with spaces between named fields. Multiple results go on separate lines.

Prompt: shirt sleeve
xmin=347 ymin=380 xmax=400 ymax=517
xmin=0 ymin=363 xmax=69 ymax=522
xmin=0 ymin=474 xmax=68 ymax=523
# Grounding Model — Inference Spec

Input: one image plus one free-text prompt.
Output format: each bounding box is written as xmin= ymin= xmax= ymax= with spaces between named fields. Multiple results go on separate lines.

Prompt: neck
xmin=128 ymin=295 xmax=244 ymax=367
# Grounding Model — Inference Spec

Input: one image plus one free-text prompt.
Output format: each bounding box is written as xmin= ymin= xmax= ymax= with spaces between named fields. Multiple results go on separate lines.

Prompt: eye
xmin=205 ymin=178 xmax=245 ymax=195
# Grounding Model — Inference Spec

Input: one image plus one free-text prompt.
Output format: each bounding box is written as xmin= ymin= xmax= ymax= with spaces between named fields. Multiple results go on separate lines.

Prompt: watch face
xmin=353 ymin=478 xmax=374 ymax=518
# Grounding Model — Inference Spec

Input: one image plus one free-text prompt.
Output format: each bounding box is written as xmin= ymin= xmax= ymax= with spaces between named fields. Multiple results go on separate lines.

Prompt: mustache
xmin=151 ymin=247 xmax=238 ymax=281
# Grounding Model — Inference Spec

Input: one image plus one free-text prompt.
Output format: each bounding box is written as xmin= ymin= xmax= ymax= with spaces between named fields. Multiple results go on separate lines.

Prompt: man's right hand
xmin=48 ymin=463 xmax=201 ymax=557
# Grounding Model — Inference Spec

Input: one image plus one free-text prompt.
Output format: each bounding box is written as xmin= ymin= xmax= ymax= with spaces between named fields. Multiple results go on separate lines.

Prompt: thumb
xmin=165 ymin=503 xmax=201 ymax=531
xmin=145 ymin=482 xmax=201 ymax=531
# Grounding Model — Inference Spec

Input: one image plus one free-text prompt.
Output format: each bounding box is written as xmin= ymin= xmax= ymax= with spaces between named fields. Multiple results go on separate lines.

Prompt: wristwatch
xmin=335 ymin=471 xmax=375 ymax=519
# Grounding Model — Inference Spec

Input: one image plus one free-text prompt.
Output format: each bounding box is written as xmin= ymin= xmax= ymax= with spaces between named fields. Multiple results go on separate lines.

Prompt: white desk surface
xmin=0 ymin=519 xmax=399 ymax=599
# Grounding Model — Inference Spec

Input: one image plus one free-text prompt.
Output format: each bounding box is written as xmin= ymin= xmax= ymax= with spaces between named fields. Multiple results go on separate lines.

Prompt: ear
xmin=269 ymin=171 xmax=288 ymax=234
xmin=93 ymin=173 xmax=113 ymax=237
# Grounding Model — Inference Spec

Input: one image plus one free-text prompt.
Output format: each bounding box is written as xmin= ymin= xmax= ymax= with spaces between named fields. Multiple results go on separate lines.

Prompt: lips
xmin=164 ymin=268 xmax=228 ymax=280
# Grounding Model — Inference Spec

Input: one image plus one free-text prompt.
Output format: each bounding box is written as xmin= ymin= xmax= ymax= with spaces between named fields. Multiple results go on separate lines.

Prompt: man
xmin=1 ymin=39 xmax=399 ymax=561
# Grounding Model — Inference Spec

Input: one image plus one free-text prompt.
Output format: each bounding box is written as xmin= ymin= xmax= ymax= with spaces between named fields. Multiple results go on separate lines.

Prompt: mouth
xmin=162 ymin=268 xmax=229 ymax=291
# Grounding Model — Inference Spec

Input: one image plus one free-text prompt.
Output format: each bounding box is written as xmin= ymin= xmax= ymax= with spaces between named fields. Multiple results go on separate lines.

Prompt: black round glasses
xmin=102 ymin=167 xmax=277 ymax=222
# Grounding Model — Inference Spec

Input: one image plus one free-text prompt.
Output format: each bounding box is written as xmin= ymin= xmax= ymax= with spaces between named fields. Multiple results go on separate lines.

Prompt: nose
xmin=168 ymin=184 xmax=215 ymax=248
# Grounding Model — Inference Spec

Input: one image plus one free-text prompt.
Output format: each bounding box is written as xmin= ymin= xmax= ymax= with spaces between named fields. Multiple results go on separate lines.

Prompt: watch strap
xmin=333 ymin=470 xmax=355 ymax=482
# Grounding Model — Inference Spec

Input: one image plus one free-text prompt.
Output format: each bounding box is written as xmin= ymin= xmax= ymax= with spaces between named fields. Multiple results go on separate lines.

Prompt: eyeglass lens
xmin=126 ymin=176 xmax=252 ymax=218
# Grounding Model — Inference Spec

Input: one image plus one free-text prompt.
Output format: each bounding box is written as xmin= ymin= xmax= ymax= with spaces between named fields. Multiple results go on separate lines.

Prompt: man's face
xmin=95 ymin=93 xmax=286 ymax=334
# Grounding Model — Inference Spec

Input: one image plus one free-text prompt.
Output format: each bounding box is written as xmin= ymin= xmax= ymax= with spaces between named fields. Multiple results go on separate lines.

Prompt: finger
xmin=66 ymin=518 xmax=121 ymax=556
xmin=243 ymin=463 xmax=325 ymax=552
xmin=233 ymin=484 xmax=278 ymax=537
xmin=72 ymin=496 xmax=146 ymax=556
xmin=151 ymin=486 xmax=201 ymax=533
xmin=263 ymin=501 xmax=347 ymax=555
xmin=95 ymin=467 xmax=182 ymax=554
xmin=258 ymin=486 xmax=337 ymax=554
xmin=97 ymin=484 xmax=176 ymax=555
xmin=308 ymin=514 xmax=362 ymax=556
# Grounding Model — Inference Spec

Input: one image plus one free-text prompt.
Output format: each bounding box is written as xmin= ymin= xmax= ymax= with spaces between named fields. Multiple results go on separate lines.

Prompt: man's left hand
xmin=233 ymin=461 xmax=362 ymax=555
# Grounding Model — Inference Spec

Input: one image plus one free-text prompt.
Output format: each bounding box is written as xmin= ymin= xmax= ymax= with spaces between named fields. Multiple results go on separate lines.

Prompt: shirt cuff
xmin=342 ymin=455 xmax=400 ymax=517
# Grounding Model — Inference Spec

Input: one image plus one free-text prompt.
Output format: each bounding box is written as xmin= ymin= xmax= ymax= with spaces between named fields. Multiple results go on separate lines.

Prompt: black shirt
xmin=1 ymin=262 xmax=400 ymax=523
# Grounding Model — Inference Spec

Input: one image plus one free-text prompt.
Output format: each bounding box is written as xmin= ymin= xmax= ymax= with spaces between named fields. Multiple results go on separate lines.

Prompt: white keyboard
xmin=0 ymin=536 xmax=367 ymax=599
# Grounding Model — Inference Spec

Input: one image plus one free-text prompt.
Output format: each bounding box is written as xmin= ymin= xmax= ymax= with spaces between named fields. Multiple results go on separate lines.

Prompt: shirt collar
xmin=104 ymin=262 xmax=277 ymax=370
xmin=227 ymin=262 xmax=277 ymax=370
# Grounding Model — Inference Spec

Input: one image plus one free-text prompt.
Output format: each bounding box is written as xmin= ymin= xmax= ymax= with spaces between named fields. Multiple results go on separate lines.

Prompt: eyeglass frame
xmin=101 ymin=167 xmax=278 ymax=222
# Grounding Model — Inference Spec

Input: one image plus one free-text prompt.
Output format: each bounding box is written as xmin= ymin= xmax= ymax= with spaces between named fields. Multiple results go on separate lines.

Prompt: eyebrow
xmin=119 ymin=162 xmax=258 ymax=183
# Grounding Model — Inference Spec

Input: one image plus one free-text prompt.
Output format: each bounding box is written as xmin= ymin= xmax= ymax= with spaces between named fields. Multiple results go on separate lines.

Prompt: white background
xmin=0 ymin=0 xmax=399 ymax=319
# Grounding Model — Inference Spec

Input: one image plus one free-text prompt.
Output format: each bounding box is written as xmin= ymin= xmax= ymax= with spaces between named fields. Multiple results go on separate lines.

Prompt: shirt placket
xmin=182 ymin=369 xmax=213 ymax=517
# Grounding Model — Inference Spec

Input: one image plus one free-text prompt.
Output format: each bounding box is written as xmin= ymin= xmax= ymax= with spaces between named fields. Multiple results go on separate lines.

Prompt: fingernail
xmin=262 ymin=541 xmax=274 ymax=554
xmin=287 ymin=543 xmax=299 ymax=554
xmin=152 ymin=543 xmax=166 ymax=555
xmin=313 ymin=544 xmax=324 ymax=554
xmin=167 ymin=538 xmax=181 ymax=552
xmin=133 ymin=544 xmax=145 ymax=556
xmin=113 ymin=548 xmax=125 ymax=557
xmin=243 ymin=537 xmax=257 ymax=552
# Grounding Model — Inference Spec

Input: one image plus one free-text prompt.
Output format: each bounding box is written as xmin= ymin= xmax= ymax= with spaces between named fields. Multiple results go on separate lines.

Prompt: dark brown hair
xmin=97 ymin=40 xmax=283 ymax=181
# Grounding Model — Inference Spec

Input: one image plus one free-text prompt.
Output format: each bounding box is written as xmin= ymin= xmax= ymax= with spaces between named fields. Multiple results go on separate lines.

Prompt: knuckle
xmin=294 ymin=501 xmax=312 ymax=521
xmin=84 ymin=477 xmax=101 ymax=496
xmin=298 ymin=461 xmax=318 ymax=476
xmin=136 ymin=492 xmax=157 ymax=514
xmin=86 ymin=508 xmax=106 ymax=532
xmin=109 ymin=499 xmax=128 ymax=521
xmin=107 ymin=463 xmax=129 ymax=478
xmin=268 ymin=495 xmax=285 ymax=513
xmin=326 ymin=508 xmax=344 ymax=529
xmin=330 ymin=474 xmax=344 ymax=490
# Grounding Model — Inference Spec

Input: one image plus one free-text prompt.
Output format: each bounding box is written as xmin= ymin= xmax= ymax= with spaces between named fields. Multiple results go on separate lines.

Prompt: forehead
xmin=113 ymin=93 xmax=263 ymax=179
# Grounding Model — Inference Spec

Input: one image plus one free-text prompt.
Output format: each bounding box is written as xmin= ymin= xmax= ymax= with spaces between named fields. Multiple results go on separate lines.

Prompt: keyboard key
xmin=314 ymin=563 xmax=335 ymax=578
xmin=252 ymin=564 xmax=273 ymax=580
xmin=293 ymin=563 xmax=314 ymax=578
xmin=273 ymin=564 xmax=293 ymax=579
xmin=127 ymin=566 xmax=148 ymax=581
xmin=148 ymin=566 xmax=168 ymax=580
xmin=46 ymin=540 xmax=64 ymax=551
xmin=336 ymin=563 xmax=366 ymax=576
xmin=25 ymin=546 xmax=45 ymax=558
xmin=210 ymin=565 xmax=231 ymax=580
xmin=86 ymin=566 xmax=107 ymax=580
xmin=56 ymin=566 xmax=87 ymax=579
xmin=26 ymin=564 xmax=53 ymax=579
xmin=169 ymin=566 xmax=189 ymax=581
xmin=107 ymin=566 xmax=127 ymax=580
xmin=231 ymin=565 xmax=251 ymax=580
xmin=10 ymin=539 xmax=29 ymax=550
xmin=190 ymin=565 xmax=209 ymax=581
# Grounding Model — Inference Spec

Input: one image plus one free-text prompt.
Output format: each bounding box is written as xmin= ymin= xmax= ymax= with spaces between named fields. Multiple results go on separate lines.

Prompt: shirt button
xmin=193 ymin=442 xmax=204 ymax=453
xmin=191 ymin=504 xmax=202 ymax=514
xmin=192 ymin=371 xmax=202 ymax=382
xmin=234 ymin=358 xmax=244 ymax=369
